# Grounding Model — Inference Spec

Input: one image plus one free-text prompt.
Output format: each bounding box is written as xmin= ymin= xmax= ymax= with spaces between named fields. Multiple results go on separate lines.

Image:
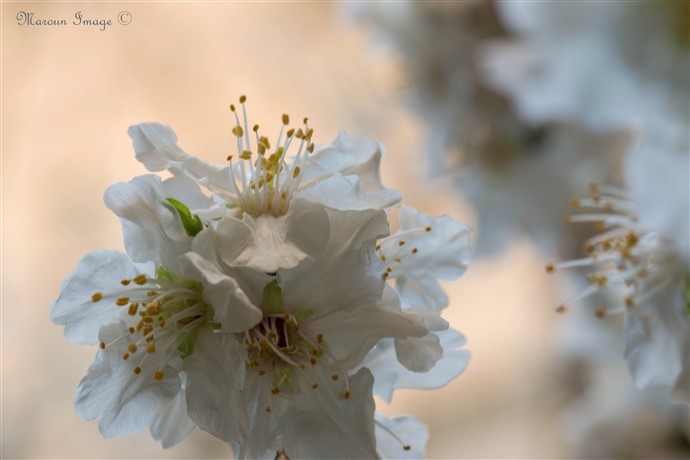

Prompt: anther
xmin=122 ymin=353 xmax=129 ymax=360
xmin=555 ymin=305 xmax=568 ymax=313
xmin=116 ymin=297 xmax=130 ymax=306
xmin=331 ymin=374 xmax=339 ymax=381
xmin=230 ymin=104 xmax=236 ymax=112
xmin=282 ymin=114 xmax=289 ymax=125
xmin=133 ymin=274 xmax=147 ymax=285
xmin=344 ymin=390 xmax=351 ymax=399
xmin=133 ymin=366 xmax=142 ymax=375
xmin=232 ymin=126 xmax=244 ymax=137
xmin=128 ymin=303 xmax=139 ymax=316
xmin=128 ymin=343 xmax=138 ymax=353
xmin=258 ymin=369 xmax=266 ymax=376
xmin=404 ymin=446 xmax=411 ymax=451
xmin=589 ymin=182 xmax=601 ymax=193
xmin=571 ymin=198 xmax=581 ymax=207
xmin=154 ymin=369 xmax=164 ymax=381
xmin=311 ymin=383 xmax=318 ymax=389
xmin=625 ymin=296 xmax=634 ymax=308
xmin=121 ymin=279 xmax=131 ymax=286
xmin=253 ymin=124 xmax=259 ymax=132
xmin=595 ymin=307 xmax=606 ymax=319
xmin=316 ymin=333 xmax=323 ymax=343
xmin=412 ymin=248 xmax=418 ymax=254
xmin=293 ymin=166 xmax=301 ymax=178
xmin=398 ymin=240 xmax=405 ymax=246
xmin=128 ymin=327 xmax=135 ymax=334
xmin=310 ymin=357 xmax=317 ymax=366
xmin=271 ymin=387 xmax=280 ymax=395
xmin=239 ymin=95 xmax=247 ymax=103
xmin=545 ymin=263 xmax=555 ymax=274
xmin=266 ymin=406 xmax=272 ymax=413
xmin=99 ymin=341 xmax=105 ymax=349
xmin=307 ymin=143 xmax=314 ymax=153
xmin=425 ymin=226 xmax=432 ymax=232
xmin=146 ymin=343 xmax=156 ymax=353
xmin=91 ymin=292 xmax=103 ymax=302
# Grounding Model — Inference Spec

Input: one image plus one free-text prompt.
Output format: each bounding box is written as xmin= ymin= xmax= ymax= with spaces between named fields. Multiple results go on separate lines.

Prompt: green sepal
xmin=178 ymin=327 xmax=201 ymax=360
xmin=166 ymin=197 xmax=203 ymax=237
xmin=156 ymin=266 xmax=175 ymax=282
xmin=294 ymin=308 xmax=314 ymax=322
xmin=261 ymin=280 xmax=284 ymax=314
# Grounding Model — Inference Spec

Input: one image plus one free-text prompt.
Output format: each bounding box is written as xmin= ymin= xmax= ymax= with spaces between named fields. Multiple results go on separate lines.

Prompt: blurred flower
xmin=482 ymin=0 xmax=689 ymax=149
xmin=548 ymin=145 xmax=689 ymax=403
xmin=351 ymin=1 xmax=624 ymax=257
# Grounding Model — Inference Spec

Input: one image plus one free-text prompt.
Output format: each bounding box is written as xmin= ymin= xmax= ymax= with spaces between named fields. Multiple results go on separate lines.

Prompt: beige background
xmin=1 ymin=2 xmax=611 ymax=458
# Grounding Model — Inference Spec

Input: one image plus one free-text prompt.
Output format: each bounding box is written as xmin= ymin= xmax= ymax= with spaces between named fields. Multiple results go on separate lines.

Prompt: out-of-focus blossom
xmin=548 ymin=145 xmax=689 ymax=403
xmin=351 ymin=1 xmax=625 ymax=257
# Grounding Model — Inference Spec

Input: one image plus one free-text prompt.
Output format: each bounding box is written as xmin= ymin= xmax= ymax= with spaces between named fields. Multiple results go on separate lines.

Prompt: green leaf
xmin=166 ymin=197 xmax=203 ymax=237
xmin=261 ymin=280 xmax=284 ymax=314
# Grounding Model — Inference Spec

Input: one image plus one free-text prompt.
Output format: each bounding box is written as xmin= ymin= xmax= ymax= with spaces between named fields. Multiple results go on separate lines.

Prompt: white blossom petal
xmin=51 ymin=250 xmax=140 ymax=345
xmin=296 ymin=173 xmax=401 ymax=211
xmin=149 ymin=380 xmax=196 ymax=448
xmin=74 ymin=321 xmax=181 ymax=438
xmin=375 ymin=414 xmax=428 ymax=460
xmin=282 ymin=368 xmax=378 ymax=460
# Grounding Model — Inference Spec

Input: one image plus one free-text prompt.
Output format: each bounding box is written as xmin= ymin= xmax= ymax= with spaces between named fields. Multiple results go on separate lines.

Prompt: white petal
xmin=381 ymin=206 xmax=471 ymax=311
xmin=281 ymin=208 xmax=388 ymax=315
xmin=363 ymin=328 xmax=471 ymax=403
xmin=301 ymin=131 xmax=384 ymax=190
xmin=178 ymin=252 xmax=262 ymax=332
xmin=104 ymin=175 xmax=189 ymax=269
xmin=282 ymin=368 xmax=378 ymax=460
xmin=74 ymin=322 xmax=181 ymax=438
xmin=311 ymin=285 xmax=427 ymax=370
xmin=375 ymin=414 xmax=428 ymax=460
xmin=394 ymin=333 xmax=444 ymax=373
xmin=51 ymin=250 xmax=140 ymax=345
xmin=624 ymin=285 xmax=689 ymax=404
xmin=149 ymin=381 xmax=196 ymax=448
xmin=296 ymin=173 xmax=401 ymax=211
xmin=183 ymin=329 xmax=248 ymax=444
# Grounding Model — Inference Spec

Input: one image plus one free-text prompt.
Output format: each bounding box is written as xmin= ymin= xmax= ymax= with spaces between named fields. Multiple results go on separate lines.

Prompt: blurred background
xmin=2 ymin=1 xmax=688 ymax=459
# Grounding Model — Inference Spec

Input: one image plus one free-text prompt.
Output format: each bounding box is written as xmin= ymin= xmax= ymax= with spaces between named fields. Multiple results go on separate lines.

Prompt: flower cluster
xmin=51 ymin=97 xmax=471 ymax=457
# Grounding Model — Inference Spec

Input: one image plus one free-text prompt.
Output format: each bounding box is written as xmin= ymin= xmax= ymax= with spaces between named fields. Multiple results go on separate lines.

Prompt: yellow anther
xmin=595 ymin=307 xmax=606 ymax=319
xmin=128 ymin=343 xmax=138 ymax=353
xmin=331 ymin=374 xmax=339 ymax=381
xmin=563 ymin=216 xmax=573 ymax=224
xmin=271 ymin=387 xmax=280 ymax=395
xmin=376 ymin=245 xmax=381 ymax=251
xmin=257 ymin=143 xmax=266 ymax=155
xmin=299 ymin=364 xmax=306 ymax=370
xmin=143 ymin=316 xmax=154 ymax=324
xmin=128 ymin=303 xmax=139 ymax=316
xmin=133 ymin=274 xmax=147 ymax=285
xmin=398 ymin=240 xmax=405 ymax=246
xmin=282 ymin=114 xmax=289 ymax=125
xmin=303 ymin=117 xmax=309 ymax=124
xmin=592 ymin=194 xmax=602 ymax=204
xmin=154 ymin=369 xmax=164 ymax=381
xmin=122 ymin=353 xmax=129 ymax=360
xmin=240 ymin=150 xmax=252 ymax=160
xmin=265 ymin=406 xmax=272 ymax=413
xmin=307 ymin=143 xmax=315 ymax=153
xmin=116 ymin=297 xmax=130 ymax=306
xmin=99 ymin=341 xmax=105 ymax=349
xmin=239 ymin=95 xmax=247 ymax=103
xmin=146 ymin=343 xmax=156 ymax=353
xmin=260 ymin=136 xmax=271 ymax=149
xmin=286 ymin=128 xmax=295 ymax=138
xmin=293 ymin=166 xmax=301 ymax=178
xmin=91 ymin=292 xmax=103 ymax=302
xmin=412 ymin=248 xmax=418 ymax=254
xmin=158 ymin=318 xmax=166 ymax=327
xmin=555 ymin=305 xmax=568 ymax=314
xmin=128 ymin=326 xmax=135 ymax=334
xmin=133 ymin=366 xmax=142 ymax=375
xmin=143 ymin=326 xmax=153 ymax=336
xmin=305 ymin=128 xmax=314 ymax=140
xmin=425 ymin=226 xmax=432 ymax=232
xmin=383 ymin=272 xmax=389 ymax=279
xmin=121 ymin=279 xmax=131 ymax=286
xmin=403 ymin=446 xmax=411 ymax=451
xmin=625 ymin=296 xmax=634 ymax=308
xmin=310 ymin=357 xmax=317 ymax=366
xmin=253 ymin=124 xmax=259 ymax=132
xmin=570 ymin=198 xmax=581 ymax=207
xmin=589 ymin=182 xmax=601 ymax=193
xmin=281 ymin=191 xmax=287 ymax=200
xmin=545 ymin=263 xmax=555 ymax=274
xmin=386 ymin=267 xmax=392 ymax=273
xmin=344 ymin=390 xmax=351 ymax=399
xmin=394 ymin=257 xmax=401 ymax=263
xmin=147 ymin=290 xmax=157 ymax=297
xmin=227 ymin=155 xmax=233 ymax=161
xmin=311 ymin=383 xmax=319 ymax=389
xmin=317 ymin=333 xmax=324 ymax=343
xmin=232 ymin=125 xmax=244 ymax=137
xmin=258 ymin=369 xmax=266 ymax=376
xmin=229 ymin=104 xmax=236 ymax=112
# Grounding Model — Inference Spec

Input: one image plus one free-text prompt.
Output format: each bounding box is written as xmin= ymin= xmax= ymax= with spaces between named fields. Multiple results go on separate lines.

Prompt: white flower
xmin=128 ymin=97 xmax=400 ymax=273
xmin=183 ymin=207 xmax=428 ymax=459
xmin=51 ymin=176 xmax=263 ymax=438
xmin=547 ymin=144 xmax=689 ymax=403
xmin=482 ymin=0 xmax=689 ymax=148
xmin=375 ymin=414 xmax=429 ymax=459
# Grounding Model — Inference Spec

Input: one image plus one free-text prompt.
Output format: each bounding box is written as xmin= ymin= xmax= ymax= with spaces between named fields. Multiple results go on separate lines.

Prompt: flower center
xmin=225 ymin=95 xmax=315 ymax=218
xmin=93 ymin=270 xmax=213 ymax=380
xmin=546 ymin=182 xmax=682 ymax=317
